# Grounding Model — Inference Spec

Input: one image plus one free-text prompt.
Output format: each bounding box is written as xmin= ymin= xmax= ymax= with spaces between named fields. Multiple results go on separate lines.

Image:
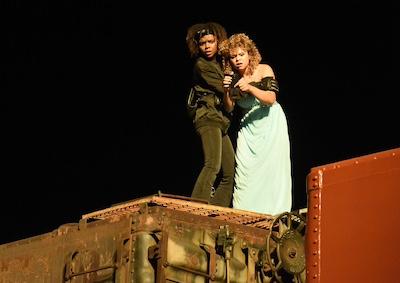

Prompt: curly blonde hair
xmin=186 ymin=22 xmax=227 ymax=58
xmin=219 ymin=33 xmax=262 ymax=76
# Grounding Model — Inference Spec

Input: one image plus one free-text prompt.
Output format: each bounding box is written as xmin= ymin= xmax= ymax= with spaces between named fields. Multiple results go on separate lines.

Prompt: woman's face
xmin=229 ymin=47 xmax=249 ymax=72
xmin=198 ymin=34 xmax=218 ymax=59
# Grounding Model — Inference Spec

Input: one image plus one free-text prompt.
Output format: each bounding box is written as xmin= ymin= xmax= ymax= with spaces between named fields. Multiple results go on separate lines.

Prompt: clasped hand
xmin=223 ymin=75 xmax=250 ymax=91
xmin=223 ymin=74 xmax=251 ymax=100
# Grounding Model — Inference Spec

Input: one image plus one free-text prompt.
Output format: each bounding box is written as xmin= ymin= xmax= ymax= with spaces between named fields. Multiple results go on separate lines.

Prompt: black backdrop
xmin=1 ymin=1 xmax=396 ymax=244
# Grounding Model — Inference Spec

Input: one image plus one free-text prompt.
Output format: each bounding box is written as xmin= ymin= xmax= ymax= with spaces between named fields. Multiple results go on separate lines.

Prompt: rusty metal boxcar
xmin=0 ymin=194 xmax=306 ymax=282
xmin=1 ymin=147 xmax=399 ymax=282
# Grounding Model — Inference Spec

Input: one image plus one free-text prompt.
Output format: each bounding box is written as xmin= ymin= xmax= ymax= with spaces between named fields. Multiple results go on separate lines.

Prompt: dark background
xmin=1 ymin=1 xmax=396 ymax=244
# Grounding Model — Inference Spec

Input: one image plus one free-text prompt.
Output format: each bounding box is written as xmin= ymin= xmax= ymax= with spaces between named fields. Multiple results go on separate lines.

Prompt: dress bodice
xmin=236 ymin=78 xmax=271 ymax=110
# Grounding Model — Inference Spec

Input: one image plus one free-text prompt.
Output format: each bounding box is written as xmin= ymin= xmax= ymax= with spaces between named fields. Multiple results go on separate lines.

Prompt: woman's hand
xmin=223 ymin=74 xmax=233 ymax=91
xmin=235 ymin=77 xmax=252 ymax=93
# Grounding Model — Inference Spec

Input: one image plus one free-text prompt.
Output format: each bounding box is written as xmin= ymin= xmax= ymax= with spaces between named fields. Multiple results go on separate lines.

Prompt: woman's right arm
xmin=223 ymin=75 xmax=235 ymax=113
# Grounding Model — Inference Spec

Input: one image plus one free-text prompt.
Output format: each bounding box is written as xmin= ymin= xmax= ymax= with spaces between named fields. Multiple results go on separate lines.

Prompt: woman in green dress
xmin=221 ymin=33 xmax=292 ymax=215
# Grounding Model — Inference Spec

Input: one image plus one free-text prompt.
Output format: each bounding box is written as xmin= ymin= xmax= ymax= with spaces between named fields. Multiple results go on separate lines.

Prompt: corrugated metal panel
xmin=81 ymin=193 xmax=276 ymax=230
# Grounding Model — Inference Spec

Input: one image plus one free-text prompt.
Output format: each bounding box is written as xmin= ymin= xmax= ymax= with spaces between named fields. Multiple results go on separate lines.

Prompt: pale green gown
xmin=232 ymin=80 xmax=292 ymax=215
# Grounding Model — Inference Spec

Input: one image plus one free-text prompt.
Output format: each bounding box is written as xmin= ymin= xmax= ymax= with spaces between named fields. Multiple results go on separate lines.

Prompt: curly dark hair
xmin=186 ymin=22 xmax=228 ymax=58
xmin=219 ymin=33 xmax=262 ymax=76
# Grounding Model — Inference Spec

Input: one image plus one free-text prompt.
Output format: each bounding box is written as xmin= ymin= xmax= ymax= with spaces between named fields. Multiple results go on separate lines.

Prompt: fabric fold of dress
xmin=232 ymin=80 xmax=292 ymax=215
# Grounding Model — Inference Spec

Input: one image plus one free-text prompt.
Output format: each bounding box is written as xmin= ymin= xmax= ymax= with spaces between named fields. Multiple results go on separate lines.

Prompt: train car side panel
xmin=306 ymin=147 xmax=400 ymax=282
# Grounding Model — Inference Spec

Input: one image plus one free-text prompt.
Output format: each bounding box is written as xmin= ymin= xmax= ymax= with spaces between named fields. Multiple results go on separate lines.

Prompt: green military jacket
xmin=190 ymin=57 xmax=230 ymax=133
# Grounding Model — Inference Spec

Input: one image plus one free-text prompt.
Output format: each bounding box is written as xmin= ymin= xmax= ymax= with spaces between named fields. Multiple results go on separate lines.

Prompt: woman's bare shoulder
xmin=259 ymin=64 xmax=274 ymax=77
xmin=254 ymin=64 xmax=275 ymax=80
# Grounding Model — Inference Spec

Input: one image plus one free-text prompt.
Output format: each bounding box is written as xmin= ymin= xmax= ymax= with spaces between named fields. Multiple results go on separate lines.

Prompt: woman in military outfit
xmin=185 ymin=22 xmax=235 ymax=207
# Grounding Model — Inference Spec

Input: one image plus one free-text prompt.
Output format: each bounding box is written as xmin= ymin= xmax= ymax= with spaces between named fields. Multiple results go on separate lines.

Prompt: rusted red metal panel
xmin=306 ymin=147 xmax=400 ymax=283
